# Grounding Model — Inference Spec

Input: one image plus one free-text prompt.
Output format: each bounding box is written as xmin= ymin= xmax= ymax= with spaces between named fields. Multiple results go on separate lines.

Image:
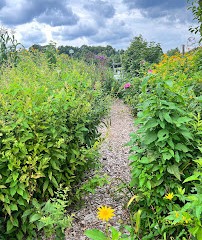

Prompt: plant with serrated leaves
xmin=76 ymin=172 xmax=109 ymax=199
xmin=126 ymin=75 xmax=201 ymax=239
xmin=0 ymin=52 xmax=110 ymax=239
xmin=165 ymin=148 xmax=202 ymax=239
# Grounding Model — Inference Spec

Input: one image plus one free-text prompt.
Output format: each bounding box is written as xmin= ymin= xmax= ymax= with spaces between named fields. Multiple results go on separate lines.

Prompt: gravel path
xmin=66 ymin=99 xmax=137 ymax=240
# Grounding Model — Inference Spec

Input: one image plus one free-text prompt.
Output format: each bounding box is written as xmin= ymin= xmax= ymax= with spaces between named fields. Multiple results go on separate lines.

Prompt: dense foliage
xmin=0 ymin=49 xmax=111 ymax=239
xmin=187 ymin=0 xmax=202 ymax=42
xmin=166 ymin=47 xmax=180 ymax=57
xmin=122 ymin=35 xmax=163 ymax=77
xmin=122 ymin=48 xmax=202 ymax=239
xmin=30 ymin=43 xmax=124 ymax=69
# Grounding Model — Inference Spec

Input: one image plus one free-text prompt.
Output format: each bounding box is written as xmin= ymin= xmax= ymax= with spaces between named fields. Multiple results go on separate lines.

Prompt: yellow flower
xmin=164 ymin=192 xmax=174 ymax=200
xmin=97 ymin=206 xmax=115 ymax=222
xmin=175 ymin=211 xmax=180 ymax=218
xmin=190 ymin=95 xmax=193 ymax=99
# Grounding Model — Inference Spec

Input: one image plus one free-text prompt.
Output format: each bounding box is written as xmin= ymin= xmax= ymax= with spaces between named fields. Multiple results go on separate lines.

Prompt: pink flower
xmin=124 ymin=83 xmax=131 ymax=89
xmin=148 ymin=69 xmax=153 ymax=73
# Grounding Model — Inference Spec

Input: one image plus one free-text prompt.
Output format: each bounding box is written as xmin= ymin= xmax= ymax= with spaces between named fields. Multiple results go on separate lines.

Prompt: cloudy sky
xmin=0 ymin=0 xmax=200 ymax=52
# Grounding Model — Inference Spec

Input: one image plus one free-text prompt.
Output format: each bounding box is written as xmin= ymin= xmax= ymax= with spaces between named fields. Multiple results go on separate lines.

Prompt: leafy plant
xmin=0 ymin=51 xmax=111 ymax=239
xmin=187 ymin=0 xmax=202 ymax=42
xmin=165 ymin=153 xmax=202 ymax=239
xmin=0 ymin=26 xmax=22 ymax=66
xmin=126 ymin=73 xmax=201 ymax=238
xmin=122 ymin=35 xmax=163 ymax=77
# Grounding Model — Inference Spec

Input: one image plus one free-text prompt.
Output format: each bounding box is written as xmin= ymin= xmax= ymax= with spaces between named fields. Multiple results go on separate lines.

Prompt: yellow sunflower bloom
xmin=97 ymin=206 xmax=115 ymax=222
xmin=164 ymin=192 xmax=174 ymax=200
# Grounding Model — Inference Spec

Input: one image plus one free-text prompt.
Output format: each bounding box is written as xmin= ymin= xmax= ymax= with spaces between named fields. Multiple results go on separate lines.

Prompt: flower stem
xmin=106 ymin=222 xmax=110 ymax=239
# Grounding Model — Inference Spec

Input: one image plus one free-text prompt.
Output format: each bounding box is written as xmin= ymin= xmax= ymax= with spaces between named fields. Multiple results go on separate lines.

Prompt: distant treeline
xmin=29 ymin=38 xmax=184 ymax=73
xmin=30 ymin=44 xmax=124 ymax=68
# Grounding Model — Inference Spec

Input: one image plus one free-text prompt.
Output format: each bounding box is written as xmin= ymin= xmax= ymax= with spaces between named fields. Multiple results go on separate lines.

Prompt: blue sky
xmin=0 ymin=0 xmax=200 ymax=52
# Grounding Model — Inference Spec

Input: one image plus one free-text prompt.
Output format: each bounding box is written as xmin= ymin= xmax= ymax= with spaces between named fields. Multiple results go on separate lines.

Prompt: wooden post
xmin=182 ymin=44 xmax=185 ymax=55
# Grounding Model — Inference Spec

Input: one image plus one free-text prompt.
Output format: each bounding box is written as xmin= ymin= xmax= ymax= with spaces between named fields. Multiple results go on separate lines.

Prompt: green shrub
xmin=165 ymin=153 xmax=202 ymax=240
xmin=0 ymin=54 xmax=110 ymax=239
xmin=126 ymin=74 xmax=201 ymax=239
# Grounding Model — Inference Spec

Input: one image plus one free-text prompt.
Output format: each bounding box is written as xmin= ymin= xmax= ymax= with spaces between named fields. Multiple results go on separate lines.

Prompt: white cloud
xmin=0 ymin=0 xmax=199 ymax=52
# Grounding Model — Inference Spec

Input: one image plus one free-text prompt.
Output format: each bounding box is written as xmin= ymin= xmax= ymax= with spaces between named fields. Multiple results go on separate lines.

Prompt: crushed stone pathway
xmin=65 ymin=99 xmax=137 ymax=240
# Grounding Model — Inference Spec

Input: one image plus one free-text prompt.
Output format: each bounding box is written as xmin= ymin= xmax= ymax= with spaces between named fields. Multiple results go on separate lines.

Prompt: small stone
xmin=84 ymin=213 xmax=94 ymax=222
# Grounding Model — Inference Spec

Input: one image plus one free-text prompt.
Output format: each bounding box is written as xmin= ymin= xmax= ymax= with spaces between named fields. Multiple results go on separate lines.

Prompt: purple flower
xmin=148 ymin=69 xmax=153 ymax=73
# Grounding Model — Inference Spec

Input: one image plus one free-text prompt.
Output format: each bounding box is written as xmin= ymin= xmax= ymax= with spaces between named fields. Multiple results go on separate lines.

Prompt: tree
xmin=187 ymin=0 xmax=202 ymax=42
xmin=122 ymin=35 xmax=163 ymax=76
xmin=166 ymin=47 xmax=180 ymax=56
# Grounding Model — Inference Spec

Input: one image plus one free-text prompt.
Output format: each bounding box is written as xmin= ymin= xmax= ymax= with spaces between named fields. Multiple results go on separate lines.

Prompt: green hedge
xmin=0 ymin=54 xmax=110 ymax=239
xmin=125 ymin=49 xmax=202 ymax=239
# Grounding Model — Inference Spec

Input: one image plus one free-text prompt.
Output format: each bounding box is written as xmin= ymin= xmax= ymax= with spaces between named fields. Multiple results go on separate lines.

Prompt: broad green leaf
xmin=143 ymin=131 xmax=157 ymax=145
xmin=162 ymin=152 xmax=172 ymax=161
xmin=85 ymin=229 xmax=107 ymax=240
xmin=195 ymin=206 xmax=202 ymax=220
xmin=196 ymin=227 xmax=202 ymax=240
xmin=17 ymin=188 xmax=24 ymax=196
xmin=5 ymin=204 xmax=11 ymax=215
xmin=12 ymin=216 xmax=19 ymax=227
xmin=50 ymin=160 xmax=60 ymax=171
xmin=51 ymin=176 xmax=58 ymax=188
xmin=157 ymin=129 xmax=169 ymax=141
xmin=177 ymin=117 xmax=192 ymax=124
xmin=22 ymin=191 xmax=29 ymax=201
xmin=167 ymin=138 xmax=174 ymax=149
xmin=0 ymin=194 xmax=5 ymax=202
xmin=32 ymin=198 xmax=40 ymax=209
xmin=139 ymin=177 xmax=145 ymax=187
xmin=10 ymin=204 xmax=18 ymax=211
xmin=183 ymin=173 xmax=200 ymax=183
xmin=167 ymin=165 xmax=181 ymax=180
xmin=29 ymin=213 xmax=42 ymax=223
xmin=111 ymin=227 xmax=121 ymax=240
xmin=140 ymin=157 xmax=150 ymax=164
xmin=175 ymin=143 xmax=189 ymax=152
xmin=146 ymin=181 xmax=151 ymax=190
xmin=144 ymin=118 xmax=159 ymax=129
xmin=16 ymin=230 xmax=24 ymax=240
xmin=163 ymin=112 xmax=173 ymax=123
xmin=151 ymin=178 xmax=163 ymax=188
xmin=54 ymin=153 xmax=65 ymax=159
xmin=37 ymin=221 xmax=45 ymax=231
xmin=12 ymin=172 xmax=19 ymax=182
xmin=22 ymin=224 xmax=27 ymax=233
xmin=7 ymin=219 xmax=13 ymax=232
xmin=179 ymin=130 xmax=193 ymax=140
xmin=17 ymin=197 xmax=25 ymax=205
xmin=22 ymin=209 xmax=33 ymax=219
xmin=174 ymin=151 xmax=180 ymax=163
xmin=48 ymin=186 xmax=54 ymax=196
xmin=43 ymin=179 xmax=49 ymax=193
